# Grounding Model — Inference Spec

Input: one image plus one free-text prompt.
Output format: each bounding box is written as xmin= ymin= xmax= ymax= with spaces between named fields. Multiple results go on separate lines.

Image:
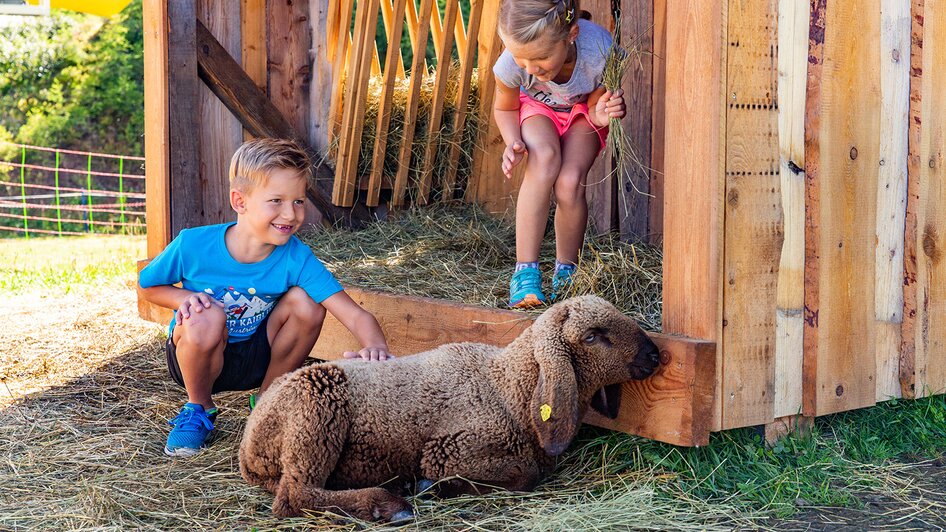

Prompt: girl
xmin=493 ymin=0 xmax=625 ymax=308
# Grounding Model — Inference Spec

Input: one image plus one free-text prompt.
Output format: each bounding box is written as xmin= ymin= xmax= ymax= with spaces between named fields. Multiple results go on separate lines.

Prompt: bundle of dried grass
xmin=331 ymin=65 xmax=484 ymax=202
xmin=300 ymin=203 xmax=662 ymax=330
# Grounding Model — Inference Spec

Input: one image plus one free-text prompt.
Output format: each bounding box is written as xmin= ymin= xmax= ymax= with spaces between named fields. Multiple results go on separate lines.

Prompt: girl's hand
xmin=343 ymin=346 xmax=394 ymax=361
xmin=593 ymin=89 xmax=626 ymax=127
xmin=502 ymin=141 xmax=528 ymax=178
xmin=176 ymin=292 xmax=223 ymax=322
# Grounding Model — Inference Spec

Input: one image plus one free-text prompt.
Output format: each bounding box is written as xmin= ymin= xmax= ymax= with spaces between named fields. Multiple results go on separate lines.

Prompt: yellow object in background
xmin=25 ymin=0 xmax=132 ymax=17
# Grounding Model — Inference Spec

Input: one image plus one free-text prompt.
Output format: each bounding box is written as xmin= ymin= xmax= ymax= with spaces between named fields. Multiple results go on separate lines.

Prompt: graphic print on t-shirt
xmin=204 ymin=286 xmax=277 ymax=336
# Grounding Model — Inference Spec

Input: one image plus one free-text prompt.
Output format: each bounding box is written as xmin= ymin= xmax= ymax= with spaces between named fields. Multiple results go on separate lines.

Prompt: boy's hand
xmin=343 ymin=346 xmax=394 ymax=362
xmin=502 ymin=141 xmax=528 ymax=179
xmin=593 ymin=89 xmax=625 ymax=127
xmin=176 ymin=292 xmax=224 ymax=322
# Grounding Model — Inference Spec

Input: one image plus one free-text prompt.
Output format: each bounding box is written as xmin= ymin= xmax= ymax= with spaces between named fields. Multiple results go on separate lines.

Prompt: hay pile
xmin=0 ymin=285 xmax=755 ymax=530
xmin=334 ymin=66 xmax=484 ymax=203
xmin=300 ymin=203 xmax=663 ymax=331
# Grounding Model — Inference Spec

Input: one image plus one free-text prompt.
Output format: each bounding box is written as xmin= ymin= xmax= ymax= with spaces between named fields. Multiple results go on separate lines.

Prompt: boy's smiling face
xmin=231 ymin=167 xmax=307 ymax=248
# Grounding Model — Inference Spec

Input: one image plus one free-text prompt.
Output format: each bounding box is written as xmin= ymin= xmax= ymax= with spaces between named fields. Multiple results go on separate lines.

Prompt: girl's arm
xmin=321 ymin=291 xmax=392 ymax=361
xmin=493 ymin=79 xmax=528 ymax=178
xmin=586 ymin=87 xmax=625 ymax=128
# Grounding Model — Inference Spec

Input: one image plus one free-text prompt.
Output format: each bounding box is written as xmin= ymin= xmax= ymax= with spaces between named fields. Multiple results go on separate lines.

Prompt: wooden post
xmin=167 ymin=0 xmax=202 ymax=237
xmin=143 ymin=0 xmax=170 ymax=257
xmin=241 ymin=0 xmax=267 ymax=142
xmin=661 ymin=0 xmax=725 ymax=429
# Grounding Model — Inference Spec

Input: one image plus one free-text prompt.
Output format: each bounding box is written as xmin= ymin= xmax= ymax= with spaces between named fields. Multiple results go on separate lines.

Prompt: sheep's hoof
xmin=390 ymin=510 xmax=415 ymax=523
xmin=415 ymin=479 xmax=435 ymax=495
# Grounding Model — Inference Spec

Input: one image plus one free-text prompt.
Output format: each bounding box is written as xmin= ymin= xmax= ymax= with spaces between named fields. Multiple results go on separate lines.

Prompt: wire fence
xmin=0 ymin=142 xmax=146 ymax=237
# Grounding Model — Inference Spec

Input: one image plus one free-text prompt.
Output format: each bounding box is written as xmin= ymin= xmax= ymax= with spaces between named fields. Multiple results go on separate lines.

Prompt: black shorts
xmin=165 ymin=315 xmax=272 ymax=393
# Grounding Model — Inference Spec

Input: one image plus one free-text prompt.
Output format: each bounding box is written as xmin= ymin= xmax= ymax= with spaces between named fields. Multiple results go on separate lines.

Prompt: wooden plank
xmin=454 ymin=4 xmax=467 ymax=62
xmin=912 ymin=2 xmax=946 ymax=397
xmin=194 ymin=20 xmax=360 ymax=227
xmin=875 ymin=1 xmax=911 ymax=402
xmin=167 ymin=0 xmax=202 ymax=236
xmin=465 ymin=0 xmax=521 ymax=215
xmin=333 ymin=0 xmax=379 ymax=206
xmin=313 ymin=288 xmax=716 ymax=448
xmin=805 ymin=0 xmax=880 ymax=416
xmin=661 ymin=2 xmax=724 ymax=342
xmin=618 ymin=0 xmax=654 ymax=242
xmin=441 ymin=0 xmax=483 ymax=200
xmin=197 ymin=1 xmax=241 ymax=226
xmin=429 ymin=0 xmax=444 ymax=61
xmin=135 ymin=266 xmax=716 ymax=446
xmin=328 ymin=0 xmax=354 ymax=147
xmin=143 ymin=0 xmax=170 ymax=258
xmin=649 ymin=0 xmax=666 ymax=244
xmin=392 ymin=0 xmax=435 ymax=206
xmin=416 ymin=0 xmax=459 ymax=203
xmin=583 ymin=0 xmax=616 ymax=234
xmin=241 ymin=0 xmax=266 ymax=143
xmin=380 ymin=0 xmax=406 ymax=79
xmin=367 ymin=0 xmax=410 ymax=207
xmin=309 ymin=0 xmax=335 ymax=156
xmin=901 ymin=0 xmax=924 ymax=398
xmin=268 ymin=0 xmax=311 ymax=138
xmin=721 ymin=0 xmax=780 ymax=429
xmin=405 ymin=0 xmax=429 ymax=73
xmin=774 ymin=0 xmax=808 ymax=419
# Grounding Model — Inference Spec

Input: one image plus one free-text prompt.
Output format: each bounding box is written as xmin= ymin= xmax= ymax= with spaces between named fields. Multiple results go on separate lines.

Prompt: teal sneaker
xmin=550 ymin=265 xmax=577 ymax=301
xmin=165 ymin=403 xmax=216 ymax=457
xmin=509 ymin=267 xmax=547 ymax=309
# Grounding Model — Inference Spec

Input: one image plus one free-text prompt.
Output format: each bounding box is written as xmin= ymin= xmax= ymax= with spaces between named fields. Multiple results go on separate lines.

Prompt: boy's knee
xmin=282 ymin=287 xmax=326 ymax=328
xmin=178 ymin=305 xmax=227 ymax=351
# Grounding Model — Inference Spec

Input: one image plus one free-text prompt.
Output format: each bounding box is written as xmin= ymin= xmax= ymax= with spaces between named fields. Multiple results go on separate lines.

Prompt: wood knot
xmin=849 ymin=146 xmax=858 ymax=160
xmin=923 ymin=224 xmax=941 ymax=264
xmin=835 ymin=384 xmax=844 ymax=397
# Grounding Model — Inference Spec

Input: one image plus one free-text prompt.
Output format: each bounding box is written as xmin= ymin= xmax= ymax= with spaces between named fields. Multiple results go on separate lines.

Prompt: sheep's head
xmin=527 ymin=295 xmax=660 ymax=456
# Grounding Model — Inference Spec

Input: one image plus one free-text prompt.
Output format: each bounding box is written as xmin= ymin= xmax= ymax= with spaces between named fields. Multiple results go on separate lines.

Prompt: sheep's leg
xmin=423 ymin=456 xmax=542 ymax=497
xmin=274 ymin=483 xmax=414 ymax=522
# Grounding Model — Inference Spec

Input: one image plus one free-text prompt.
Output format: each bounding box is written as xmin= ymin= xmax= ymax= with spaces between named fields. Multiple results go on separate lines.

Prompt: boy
xmin=140 ymin=138 xmax=392 ymax=457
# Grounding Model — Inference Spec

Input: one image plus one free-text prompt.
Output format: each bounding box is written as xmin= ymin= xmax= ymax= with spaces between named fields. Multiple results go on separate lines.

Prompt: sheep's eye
xmin=583 ymin=332 xmax=598 ymax=344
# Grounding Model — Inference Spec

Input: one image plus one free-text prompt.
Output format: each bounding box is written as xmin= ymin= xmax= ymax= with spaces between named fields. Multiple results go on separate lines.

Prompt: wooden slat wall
xmin=804 ymin=0 xmax=881 ymax=416
xmin=240 ymin=0 xmax=266 ymax=142
xmin=197 ymin=1 xmax=241 ymax=225
xmin=309 ymin=0 xmax=335 ymax=156
xmin=905 ymin=3 xmax=946 ymax=398
xmin=773 ymin=0 xmax=807 ymax=419
xmin=721 ymin=0 xmax=781 ymax=429
xmin=268 ymin=0 xmax=310 ymax=139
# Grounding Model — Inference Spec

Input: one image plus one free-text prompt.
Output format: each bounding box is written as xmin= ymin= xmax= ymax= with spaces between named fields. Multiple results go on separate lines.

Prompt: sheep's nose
xmin=641 ymin=342 xmax=660 ymax=367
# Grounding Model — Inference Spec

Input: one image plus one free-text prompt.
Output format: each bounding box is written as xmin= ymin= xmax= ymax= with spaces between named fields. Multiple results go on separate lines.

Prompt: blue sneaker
xmin=165 ymin=403 xmax=216 ymax=457
xmin=509 ymin=267 xmax=547 ymax=308
xmin=550 ymin=266 xmax=577 ymax=301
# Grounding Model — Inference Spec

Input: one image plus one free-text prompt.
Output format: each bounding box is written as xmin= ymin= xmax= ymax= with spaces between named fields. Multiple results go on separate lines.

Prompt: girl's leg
xmin=553 ymin=117 xmax=602 ymax=265
xmin=516 ymin=116 xmax=563 ymax=262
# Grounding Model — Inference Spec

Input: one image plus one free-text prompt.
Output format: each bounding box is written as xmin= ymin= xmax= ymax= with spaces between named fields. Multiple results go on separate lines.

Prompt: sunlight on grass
xmin=0 ymin=235 xmax=145 ymax=292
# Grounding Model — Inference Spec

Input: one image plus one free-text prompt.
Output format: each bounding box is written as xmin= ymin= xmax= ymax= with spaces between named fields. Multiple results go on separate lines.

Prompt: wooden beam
xmin=194 ymin=19 xmax=368 ymax=228
xmin=143 ymin=0 xmax=170 ymax=257
xmin=313 ymin=289 xmax=716 ymax=447
xmin=649 ymin=0 xmax=666 ymax=244
xmin=167 ymin=0 xmax=202 ymax=237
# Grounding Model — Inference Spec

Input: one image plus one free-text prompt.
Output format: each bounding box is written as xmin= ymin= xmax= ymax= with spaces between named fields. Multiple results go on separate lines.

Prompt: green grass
xmin=566 ymin=393 xmax=946 ymax=518
xmin=0 ymin=235 xmax=145 ymax=292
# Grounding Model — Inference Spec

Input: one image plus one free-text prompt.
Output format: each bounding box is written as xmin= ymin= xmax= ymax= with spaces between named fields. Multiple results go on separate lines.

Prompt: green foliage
xmin=0 ymin=1 xmax=144 ymax=155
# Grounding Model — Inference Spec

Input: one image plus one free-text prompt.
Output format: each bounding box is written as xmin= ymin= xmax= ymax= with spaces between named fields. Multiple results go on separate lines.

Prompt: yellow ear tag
xmin=540 ymin=404 xmax=552 ymax=422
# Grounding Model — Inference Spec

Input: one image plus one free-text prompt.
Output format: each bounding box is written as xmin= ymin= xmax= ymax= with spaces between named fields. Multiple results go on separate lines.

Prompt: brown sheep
xmin=239 ymin=295 xmax=661 ymax=522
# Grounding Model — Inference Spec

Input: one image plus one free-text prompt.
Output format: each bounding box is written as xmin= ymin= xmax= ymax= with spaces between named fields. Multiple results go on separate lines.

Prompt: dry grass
xmin=300 ymin=203 xmax=663 ymax=330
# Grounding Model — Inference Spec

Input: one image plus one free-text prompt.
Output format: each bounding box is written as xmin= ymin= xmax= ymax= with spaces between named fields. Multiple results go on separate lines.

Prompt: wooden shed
xmin=139 ymin=0 xmax=946 ymax=446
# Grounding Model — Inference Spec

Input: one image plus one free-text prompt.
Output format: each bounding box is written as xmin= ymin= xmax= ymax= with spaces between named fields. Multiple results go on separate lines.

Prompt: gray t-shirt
xmin=492 ymin=19 xmax=613 ymax=111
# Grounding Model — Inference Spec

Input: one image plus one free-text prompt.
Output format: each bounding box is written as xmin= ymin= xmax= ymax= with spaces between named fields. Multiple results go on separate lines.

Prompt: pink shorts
xmin=518 ymin=93 xmax=608 ymax=151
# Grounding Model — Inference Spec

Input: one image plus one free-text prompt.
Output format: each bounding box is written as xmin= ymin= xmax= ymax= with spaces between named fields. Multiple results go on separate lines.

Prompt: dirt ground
xmin=2 ymin=285 xmax=945 ymax=531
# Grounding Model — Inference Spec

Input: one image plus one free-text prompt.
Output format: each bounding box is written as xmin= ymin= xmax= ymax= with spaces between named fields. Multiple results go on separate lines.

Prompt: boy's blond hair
xmin=229 ymin=138 xmax=311 ymax=192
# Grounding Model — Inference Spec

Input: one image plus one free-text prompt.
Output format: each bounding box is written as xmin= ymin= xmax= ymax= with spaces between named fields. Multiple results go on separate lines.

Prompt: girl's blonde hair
xmin=228 ymin=138 xmax=311 ymax=192
xmin=497 ymin=0 xmax=589 ymax=45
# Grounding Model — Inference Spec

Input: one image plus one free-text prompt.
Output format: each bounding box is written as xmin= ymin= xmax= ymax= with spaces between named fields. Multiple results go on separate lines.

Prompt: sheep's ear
xmin=529 ymin=305 xmax=579 ymax=457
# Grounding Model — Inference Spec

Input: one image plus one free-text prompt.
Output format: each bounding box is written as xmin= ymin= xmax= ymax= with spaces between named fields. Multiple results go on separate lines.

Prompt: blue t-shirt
xmin=139 ymin=223 xmax=343 ymax=342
